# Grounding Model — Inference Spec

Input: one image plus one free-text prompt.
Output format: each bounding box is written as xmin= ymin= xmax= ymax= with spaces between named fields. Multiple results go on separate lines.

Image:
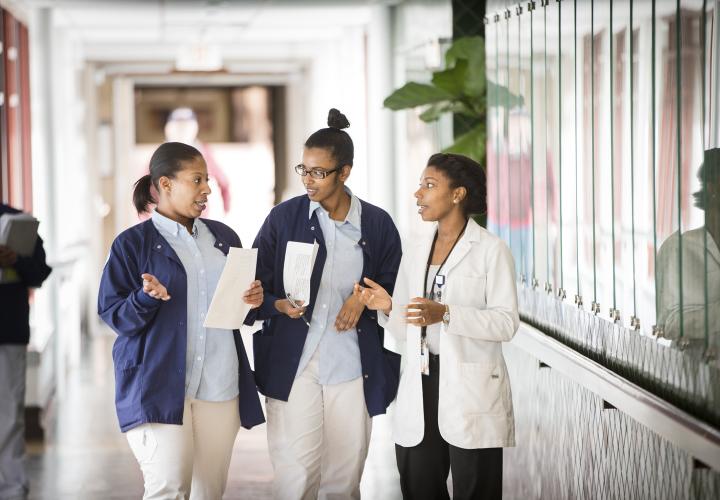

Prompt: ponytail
xmin=132 ymin=174 xmax=156 ymax=214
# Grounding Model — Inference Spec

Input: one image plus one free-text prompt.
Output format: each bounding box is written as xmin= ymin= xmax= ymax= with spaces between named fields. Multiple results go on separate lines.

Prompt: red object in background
xmin=19 ymin=23 xmax=32 ymax=213
xmin=0 ymin=8 xmax=31 ymax=212
xmin=4 ymin=11 xmax=19 ymax=207
xmin=0 ymin=7 xmax=7 ymax=203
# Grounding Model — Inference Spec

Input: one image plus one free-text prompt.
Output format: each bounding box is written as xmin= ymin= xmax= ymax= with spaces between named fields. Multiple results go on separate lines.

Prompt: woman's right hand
xmin=275 ymin=299 xmax=306 ymax=319
xmin=141 ymin=273 xmax=171 ymax=301
xmin=353 ymin=277 xmax=391 ymax=316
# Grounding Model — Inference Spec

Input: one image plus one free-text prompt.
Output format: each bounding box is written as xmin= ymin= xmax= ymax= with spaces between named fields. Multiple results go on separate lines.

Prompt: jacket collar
xmin=142 ymin=217 xmax=232 ymax=267
xmin=413 ymin=218 xmax=484 ymax=277
xmin=308 ymin=187 xmax=362 ymax=232
xmin=151 ymin=210 xmax=199 ymax=238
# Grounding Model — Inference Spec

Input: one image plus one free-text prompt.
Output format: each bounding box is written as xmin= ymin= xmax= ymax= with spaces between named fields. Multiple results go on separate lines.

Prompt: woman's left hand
xmin=243 ymin=280 xmax=264 ymax=309
xmin=335 ymin=293 xmax=365 ymax=332
xmin=405 ymin=297 xmax=445 ymax=326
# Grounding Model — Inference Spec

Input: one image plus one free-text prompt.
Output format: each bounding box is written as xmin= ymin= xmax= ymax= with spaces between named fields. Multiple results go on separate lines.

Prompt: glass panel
xmin=486 ymin=16 xmax=500 ymax=244
xmin=612 ymin=0 xmax=634 ymax=327
xmin=507 ymin=7 xmax=529 ymax=281
xmin=532 ymin=1 xmax=548 ymax=290
xmin=546 ymin=1 xmax=561 ymax=296
xmin=577 ymin=0 xmax=594 ymax=309
xmin=631 ymin=0 xmax=659 ymax=338
xmin=519 ymin=4 xmax=535 ymax=283
xmin=592 ymin=0 xmax=614 ymax=320
xmin=559 ymin=0 xmax=578 ymax=301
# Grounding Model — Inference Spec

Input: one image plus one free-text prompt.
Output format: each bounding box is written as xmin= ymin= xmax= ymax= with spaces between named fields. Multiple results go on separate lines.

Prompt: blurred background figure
xmin=0 ymin=203 xmax=52 ymax=500
xmin=164 ymin=107 xmax=232 ymax=220
xmin=657 ymin=148 xmax=720 ymax=346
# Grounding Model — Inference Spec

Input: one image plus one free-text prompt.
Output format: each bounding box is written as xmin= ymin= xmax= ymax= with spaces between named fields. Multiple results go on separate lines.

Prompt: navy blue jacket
xmin=97 ymin=218 xmax=264 ymax=432
xmin=252 ymin=195 xmax=402 ymax=417
xmin=0 ymin=204 xmax=52 ymax=345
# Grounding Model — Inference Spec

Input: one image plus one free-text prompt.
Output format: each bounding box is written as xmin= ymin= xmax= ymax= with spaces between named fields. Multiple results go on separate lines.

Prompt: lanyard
xmin=421 ymin=218 xmax=469 ymax=340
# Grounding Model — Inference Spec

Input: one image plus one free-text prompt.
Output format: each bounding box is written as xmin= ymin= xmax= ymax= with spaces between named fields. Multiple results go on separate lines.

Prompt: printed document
xmin=283 ymin=241 xmax=319 ymax=306
xmin=203 ymin=247 xmax=258 ymax=330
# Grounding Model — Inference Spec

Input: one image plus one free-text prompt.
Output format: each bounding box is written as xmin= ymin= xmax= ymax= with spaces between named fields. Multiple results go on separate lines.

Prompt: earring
xmin=453 ymin=199 xmax=459 ymax=204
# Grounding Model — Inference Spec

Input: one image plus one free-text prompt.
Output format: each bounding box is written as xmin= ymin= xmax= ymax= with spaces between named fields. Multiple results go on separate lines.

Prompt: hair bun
xmin=327 ymin=108 xmax=350 ymax=129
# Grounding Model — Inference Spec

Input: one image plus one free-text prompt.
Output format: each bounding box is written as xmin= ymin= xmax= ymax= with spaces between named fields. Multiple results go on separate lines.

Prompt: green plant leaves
xmin=383 ymin=36 xmax=519 ymax=166
xmin=487 ymin=80 xmax=524 ymax=108
xmin=444 ymin=36 xmax=484 ymax=67
xmin=441 ymin=123 xmax=486 ymax=164
xmin=431 ymin=59 xmax=468 ymax=97
xmin=383 ymin=82 xmax=454 ymax=110
xmin=445 ymin=36 xmax=486 ymax=98
xmin=418 ymin=101 xmax=475 ymax=122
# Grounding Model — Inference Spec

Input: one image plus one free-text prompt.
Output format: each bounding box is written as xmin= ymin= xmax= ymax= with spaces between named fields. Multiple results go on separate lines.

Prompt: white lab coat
xmin=382 ymin=218 xmax=519 ymax=449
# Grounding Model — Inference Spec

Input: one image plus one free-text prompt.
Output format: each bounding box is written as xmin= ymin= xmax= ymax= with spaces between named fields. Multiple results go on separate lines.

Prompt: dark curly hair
xmin=304 ymin=108 xmax=354 ymax=167
xmin=426 ymin=153 xmax=487 ymax=217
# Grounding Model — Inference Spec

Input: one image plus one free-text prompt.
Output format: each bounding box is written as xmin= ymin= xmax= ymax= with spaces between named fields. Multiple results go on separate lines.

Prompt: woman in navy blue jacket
xmin=98 ymin=142 xmax=264 ymax=500
xmin=252 ymin=109 xmax=402 ymax=499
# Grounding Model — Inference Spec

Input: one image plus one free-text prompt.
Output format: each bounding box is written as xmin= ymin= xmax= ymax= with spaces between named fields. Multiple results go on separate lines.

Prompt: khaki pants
xmin=0 ymin=345 xmax=27 ymax=500
xmin=125 ymin=397 xmax=240 ymax=500
xmin=266 ymin=351 xmax=372 ymax=500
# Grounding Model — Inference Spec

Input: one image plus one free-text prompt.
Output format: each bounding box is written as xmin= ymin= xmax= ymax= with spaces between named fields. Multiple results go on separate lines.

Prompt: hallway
xmin=24 ymin=332 xmax=401 ymax=500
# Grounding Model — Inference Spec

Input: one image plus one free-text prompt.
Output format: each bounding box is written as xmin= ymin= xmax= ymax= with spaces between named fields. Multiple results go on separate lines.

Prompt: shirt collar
xmin=152 ymin=209 xmax=198 ymax=238
xmin=308 ymin=187 xmax=362 ymax=230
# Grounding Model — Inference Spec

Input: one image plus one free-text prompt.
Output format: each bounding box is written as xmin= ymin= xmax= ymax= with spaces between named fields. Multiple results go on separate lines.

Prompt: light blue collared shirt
xmin=151 ymin=210 xmax=239 ymax=401
xmin=295 ymin=190 xmax=364 ymax=385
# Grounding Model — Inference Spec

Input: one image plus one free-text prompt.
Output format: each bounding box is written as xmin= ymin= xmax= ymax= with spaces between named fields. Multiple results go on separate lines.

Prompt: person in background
xmin=97 ymin=142 xmax=264 ymax=500
xmin=355 ymin=153 xmax=519 ymax=500
xmin=252 ymin=109 xmax=402 ymax=499
xmin=0 ymin=203 xmax=52 ymax=500
xmin=657 ymin=148 xmax=720 ymax=345
xmin=165 ymin=107 xmax=232 ymax=217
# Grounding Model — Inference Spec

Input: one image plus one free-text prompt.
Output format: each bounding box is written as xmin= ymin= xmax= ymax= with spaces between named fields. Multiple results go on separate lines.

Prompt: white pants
xmin=0 ymin=345 xmax=27 ymax=500
xmin=266 ymin=351 xmax=372 ymax=500
xmin=126 ymin=397 xmax=240 ymax=500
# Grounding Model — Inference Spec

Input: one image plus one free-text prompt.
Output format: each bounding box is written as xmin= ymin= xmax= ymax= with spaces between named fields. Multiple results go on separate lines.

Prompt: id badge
xmin=420 ymin=337 xmax=430 ymax=376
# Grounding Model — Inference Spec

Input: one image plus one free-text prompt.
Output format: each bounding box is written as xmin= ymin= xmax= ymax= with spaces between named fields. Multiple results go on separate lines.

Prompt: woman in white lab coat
xmin=354 ymin=153 xmax=519 ymax=500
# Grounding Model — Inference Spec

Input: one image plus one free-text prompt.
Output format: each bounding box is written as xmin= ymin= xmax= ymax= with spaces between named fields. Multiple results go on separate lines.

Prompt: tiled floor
xmin=26 ymin=332 xmax=402 ymax=499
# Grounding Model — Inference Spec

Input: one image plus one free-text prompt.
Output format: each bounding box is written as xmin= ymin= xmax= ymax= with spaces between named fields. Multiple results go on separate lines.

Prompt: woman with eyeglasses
xmin=252 ymin=109 xmax=403 ymax=499
xmin=354 ymin=153 xmax=519 ymax=500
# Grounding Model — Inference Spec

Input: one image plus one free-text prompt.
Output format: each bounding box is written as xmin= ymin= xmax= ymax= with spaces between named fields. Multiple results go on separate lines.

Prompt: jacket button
xmin=219 ymin=243 xmax=223 ymax=247
xmin=361 ymin=241 xmax=366 ymax=246
xmin=156 ymin=244 xmax=162 ymax=249
xmin=364 ymin=374 xmax=369 ymax=379
xmin=310 ymin=226 xmax=315 ymax=231
xmin=357 ymin=328 xmax=362 ymax=333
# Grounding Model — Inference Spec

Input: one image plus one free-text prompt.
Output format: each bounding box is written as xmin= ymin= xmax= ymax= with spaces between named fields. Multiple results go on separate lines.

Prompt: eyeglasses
xmin=294 ymin=164 xmax=341 ymax=179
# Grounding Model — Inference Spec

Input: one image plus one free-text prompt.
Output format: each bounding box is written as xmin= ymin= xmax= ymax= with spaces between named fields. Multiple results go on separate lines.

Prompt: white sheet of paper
xmin=283 ymin=241 xmax=319 ymax=306
xmin=203 ymin=247 xmax=258 ymax=330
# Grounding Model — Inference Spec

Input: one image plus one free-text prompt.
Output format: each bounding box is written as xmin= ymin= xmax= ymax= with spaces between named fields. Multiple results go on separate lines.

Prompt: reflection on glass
xmin=657 ymin=151 xmax=719 ymax=347
xmin=483 ymin=0 xmax=719 ymax=423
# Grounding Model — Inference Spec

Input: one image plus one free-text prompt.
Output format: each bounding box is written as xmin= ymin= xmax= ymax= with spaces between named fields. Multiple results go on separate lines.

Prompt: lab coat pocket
xmin=454 ymin=276 xmax=487 ymax=306
xmin=460 ymin=362 xmax=504 ymax=415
